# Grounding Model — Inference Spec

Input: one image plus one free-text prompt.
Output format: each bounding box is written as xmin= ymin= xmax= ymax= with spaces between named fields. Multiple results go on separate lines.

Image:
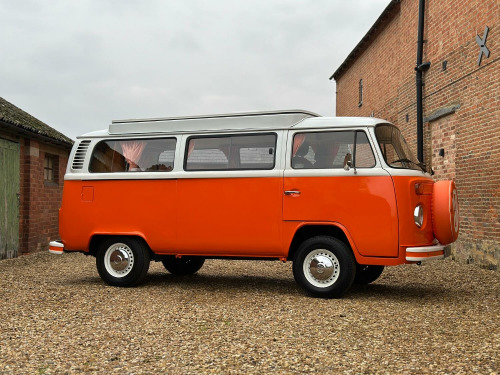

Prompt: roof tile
xmin=0 ymin=97 xmax=73 ymax=145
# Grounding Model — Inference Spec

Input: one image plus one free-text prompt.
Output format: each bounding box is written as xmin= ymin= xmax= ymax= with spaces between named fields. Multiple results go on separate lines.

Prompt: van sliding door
xmin=176 ymin=133 xmax=284 ymax=257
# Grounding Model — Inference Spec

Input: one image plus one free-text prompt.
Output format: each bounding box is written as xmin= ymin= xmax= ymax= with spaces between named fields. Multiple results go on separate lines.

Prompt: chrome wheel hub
xmin=303 ymin=249 xmax=340 ymax=288
xmin=110 ymin=249 xmax=130 ymax=271
xmin=104 ymin=243 xmax=134 ymax=278
xmin=311 ymin=255 xmax=334 ymax=279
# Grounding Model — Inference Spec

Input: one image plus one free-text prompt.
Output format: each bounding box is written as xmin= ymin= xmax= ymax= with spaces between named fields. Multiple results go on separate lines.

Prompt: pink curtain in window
xmin=293 ymin=134 xmax=306 ymax=156
xmin=121 ymin=141 xmax=146 ymax=170
xmin=188 ymin=140 xmax=195 ymax=157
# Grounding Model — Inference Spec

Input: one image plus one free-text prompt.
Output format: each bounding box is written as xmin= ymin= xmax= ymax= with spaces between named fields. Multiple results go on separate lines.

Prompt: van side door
xmin=176 ymin=132 xmax=284 ymax=256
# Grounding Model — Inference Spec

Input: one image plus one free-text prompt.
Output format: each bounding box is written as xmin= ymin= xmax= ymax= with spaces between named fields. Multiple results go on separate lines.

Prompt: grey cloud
xmin=1 ymin=0 xmax=391 ymax=139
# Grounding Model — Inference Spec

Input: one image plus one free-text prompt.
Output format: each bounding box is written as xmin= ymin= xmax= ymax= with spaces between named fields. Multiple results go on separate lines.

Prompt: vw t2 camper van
xmin=49 ymin=110 xmax=459 ymax=298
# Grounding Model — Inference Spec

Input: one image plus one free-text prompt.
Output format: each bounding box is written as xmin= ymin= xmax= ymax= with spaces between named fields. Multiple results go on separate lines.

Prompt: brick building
xmin=331 ymin=0 xmax=499 ymax=269
xmin=0 ymin=97 xmax=73 ymax=259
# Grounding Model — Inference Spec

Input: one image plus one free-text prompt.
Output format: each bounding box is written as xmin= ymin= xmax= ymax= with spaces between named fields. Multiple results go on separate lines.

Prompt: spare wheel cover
xmin=432 ymin=180 xmax=459 ymax=245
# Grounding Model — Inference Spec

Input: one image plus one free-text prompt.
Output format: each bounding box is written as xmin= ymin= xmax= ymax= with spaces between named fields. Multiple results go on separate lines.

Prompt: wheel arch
xmin=287 ymin=224 xmax=358 ymax=261
xmin=89 ymin=233 xmax=152 ymax=257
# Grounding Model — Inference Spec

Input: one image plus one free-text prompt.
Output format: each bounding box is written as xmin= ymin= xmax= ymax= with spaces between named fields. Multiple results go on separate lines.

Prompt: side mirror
xmin=343 ymin=153 xmax=357 ymax=174
xmin=343 ymin=153 xmax=352 ymax=171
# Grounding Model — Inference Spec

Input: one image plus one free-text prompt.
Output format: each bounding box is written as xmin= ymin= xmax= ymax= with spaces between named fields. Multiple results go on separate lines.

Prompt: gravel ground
xmin=0 ymin=252 xmax=499 ymax=375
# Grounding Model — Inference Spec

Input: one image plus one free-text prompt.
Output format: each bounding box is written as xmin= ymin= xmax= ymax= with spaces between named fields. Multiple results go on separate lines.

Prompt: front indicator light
xmin=414 ymin=204 xmax=424 ymax=228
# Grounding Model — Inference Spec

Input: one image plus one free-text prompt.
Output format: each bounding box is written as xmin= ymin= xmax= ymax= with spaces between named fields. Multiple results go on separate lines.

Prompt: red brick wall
xmin=335 ymin=0 xmax=500 ymax=269
xmin=19 ymin=138 xmax=70 ymax=254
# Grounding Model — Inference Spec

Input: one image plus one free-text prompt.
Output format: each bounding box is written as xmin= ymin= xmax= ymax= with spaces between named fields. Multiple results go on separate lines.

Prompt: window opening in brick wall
xmin=44 ymin=154 xmax=59 ymax=183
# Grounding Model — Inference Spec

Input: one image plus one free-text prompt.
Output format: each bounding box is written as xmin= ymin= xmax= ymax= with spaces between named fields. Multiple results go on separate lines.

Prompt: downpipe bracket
xmin=415 ymin=62 xmax=431 ymax=72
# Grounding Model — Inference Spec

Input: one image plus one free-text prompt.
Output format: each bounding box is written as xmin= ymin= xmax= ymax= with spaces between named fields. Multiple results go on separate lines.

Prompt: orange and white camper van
xmin=49 ymin=110 xmax=459 ymax=298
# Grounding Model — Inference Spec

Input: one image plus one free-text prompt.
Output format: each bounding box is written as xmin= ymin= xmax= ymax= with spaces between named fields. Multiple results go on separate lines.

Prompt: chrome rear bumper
xmin=406 ymin=244 xmax=447 ymax=262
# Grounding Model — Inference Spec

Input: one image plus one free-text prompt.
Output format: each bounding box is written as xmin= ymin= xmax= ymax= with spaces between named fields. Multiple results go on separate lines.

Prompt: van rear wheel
xmin=96 ymin=237 xmax=150 ymax=287
xmin=162 ymin=256 xmax=205 ymax=275
xmin=293 ymin=236 xmax=356 ymax=298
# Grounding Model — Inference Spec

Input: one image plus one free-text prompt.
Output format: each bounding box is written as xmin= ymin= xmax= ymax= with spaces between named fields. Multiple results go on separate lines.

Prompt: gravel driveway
xmin=0 ymin=252 xmax=498 ymax=374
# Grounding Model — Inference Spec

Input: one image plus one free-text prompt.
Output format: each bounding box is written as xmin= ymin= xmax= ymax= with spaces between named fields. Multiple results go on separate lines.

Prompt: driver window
xmin=291 ymin=131 xmax=375 ymax=169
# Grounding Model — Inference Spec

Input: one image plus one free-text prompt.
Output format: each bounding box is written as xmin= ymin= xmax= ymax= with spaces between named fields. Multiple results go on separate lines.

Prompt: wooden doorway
xmin=0 ymin=138 xmax=20 ymax=259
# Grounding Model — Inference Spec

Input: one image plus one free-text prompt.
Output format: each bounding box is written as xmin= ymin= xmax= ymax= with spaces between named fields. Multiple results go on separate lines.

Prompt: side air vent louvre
xmin=72 ymin=140 xmax=91 ymax=170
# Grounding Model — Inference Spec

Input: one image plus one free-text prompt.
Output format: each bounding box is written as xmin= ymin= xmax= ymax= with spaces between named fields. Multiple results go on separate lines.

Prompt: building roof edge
xmin=0 ymin=97 xmax=73 ymax=146
xmin=329 ymin=0 xmax=401 ymax=81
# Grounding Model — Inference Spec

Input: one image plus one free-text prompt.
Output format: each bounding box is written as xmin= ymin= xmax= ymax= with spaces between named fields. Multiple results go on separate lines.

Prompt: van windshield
xmin=375 ymin=124 xmax=424 ymax=172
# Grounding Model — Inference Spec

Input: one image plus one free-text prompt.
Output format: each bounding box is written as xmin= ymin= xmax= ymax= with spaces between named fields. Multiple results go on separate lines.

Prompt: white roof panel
xmin=108 ymin=110 xmax=319 ymax=135
xmin=77 ymin=111 xmax=391 ymax=138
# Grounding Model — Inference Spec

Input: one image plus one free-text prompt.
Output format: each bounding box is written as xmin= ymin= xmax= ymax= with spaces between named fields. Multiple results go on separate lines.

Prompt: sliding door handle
xmin=284 ymin=190 xmax=301 ymax=196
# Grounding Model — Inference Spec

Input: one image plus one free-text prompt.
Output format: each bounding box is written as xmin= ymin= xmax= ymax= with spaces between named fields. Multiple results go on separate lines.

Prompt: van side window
xmin=292 ymin=131 xmax=375 ymax=169
xmin=185 ymin=134 xmax=276 ymax=171
xmin=89 ymin=138 xmax=177 ymax=173
xmin=354 ymin=132 xmax=376 ymax=168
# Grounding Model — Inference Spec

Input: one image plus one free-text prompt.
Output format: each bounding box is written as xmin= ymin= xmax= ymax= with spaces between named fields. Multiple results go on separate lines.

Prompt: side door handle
xmin=284 ymin=190 xmax=301 ymax=196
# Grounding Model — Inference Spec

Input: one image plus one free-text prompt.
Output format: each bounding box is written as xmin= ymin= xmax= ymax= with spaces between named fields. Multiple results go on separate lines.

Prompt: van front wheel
xmin=96 ymin=237 xmax=150 ymax=287
xmin=293 ymin=236 xmax=356 ymax=298
xmin=162 ymin=256 xmax=205 ymax=275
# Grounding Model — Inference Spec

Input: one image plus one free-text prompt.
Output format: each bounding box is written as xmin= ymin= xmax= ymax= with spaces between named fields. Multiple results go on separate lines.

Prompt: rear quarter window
xmin=89 ymin=138 xmax=177 ymax=172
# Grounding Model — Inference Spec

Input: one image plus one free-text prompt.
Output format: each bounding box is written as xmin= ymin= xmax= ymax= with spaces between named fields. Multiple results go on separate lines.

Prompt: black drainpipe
xmin=415 ymin=0 xmax=430 ymax=163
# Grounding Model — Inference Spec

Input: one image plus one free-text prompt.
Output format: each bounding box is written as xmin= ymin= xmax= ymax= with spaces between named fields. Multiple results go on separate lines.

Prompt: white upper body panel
xmin=67 ymin=110 xmax=431 ymax=180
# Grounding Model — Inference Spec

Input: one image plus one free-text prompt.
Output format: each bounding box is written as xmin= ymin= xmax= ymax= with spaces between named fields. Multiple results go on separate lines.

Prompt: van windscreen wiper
xmin=390 ymin=158 xmax=427 ymax=172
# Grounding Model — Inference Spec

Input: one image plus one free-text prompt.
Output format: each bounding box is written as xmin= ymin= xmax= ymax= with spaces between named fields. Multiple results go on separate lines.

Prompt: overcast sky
xmin=1 ymin=0 xmax=391 ymax=140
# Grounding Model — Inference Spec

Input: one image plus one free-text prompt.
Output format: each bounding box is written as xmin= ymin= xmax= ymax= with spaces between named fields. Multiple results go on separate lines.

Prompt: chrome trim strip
xmin=406 ymin=254 xmax=444 ymax=262
xmin=112 ymin=109 xmax=320 ymax=124
xmin=405 ymin=244 xmax=445 ymax=262
xmin=406 ymin=244 xmax=445 ymax=253
xmin=64 ymin=169 xmax=283 ymax=181
xmin=64 ymin=169 xmax=396 ymax=181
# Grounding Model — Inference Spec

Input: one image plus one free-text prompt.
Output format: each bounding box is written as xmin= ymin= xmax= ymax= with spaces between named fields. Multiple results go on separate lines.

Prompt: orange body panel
xmin=60 ymin=177 xmax=283 ymax=257
xmin=176 ymin=177 xmax=283 ymax=256
xmin=392 ymin=176 xmax=435 ymax=247
xmin=283 ymin=176 xmax=399 ymax=257
xmin=60 ymin=180 xmax=178 ymax=252
xmin=59 ymin=174 xmax=438 ymax=266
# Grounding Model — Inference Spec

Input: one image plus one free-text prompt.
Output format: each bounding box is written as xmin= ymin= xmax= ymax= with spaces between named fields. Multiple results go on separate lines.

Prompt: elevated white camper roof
xmin=108 ymin=110 xmax=319 ymax=135
xmin=78 ymin=110 xmax=390 ymax=138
